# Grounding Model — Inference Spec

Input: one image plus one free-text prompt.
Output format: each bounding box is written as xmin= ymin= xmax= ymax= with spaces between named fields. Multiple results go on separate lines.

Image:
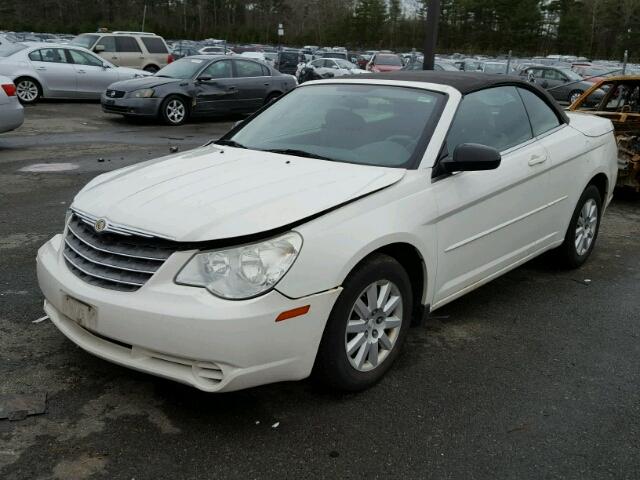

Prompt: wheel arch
xmin=14 ymin=75 xmax=43 ymax=96
xmin=346 ymin=242 xmax=428 ymax=326
xmin=587 ymin=172 xmax=608 ymax=203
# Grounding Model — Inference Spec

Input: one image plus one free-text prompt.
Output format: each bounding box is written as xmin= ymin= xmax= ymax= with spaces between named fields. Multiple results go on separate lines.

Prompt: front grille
xmin=63 ymin=213 xmax=176 ymax=292
xmin=105 ymin=89 xmax=125 ymax=98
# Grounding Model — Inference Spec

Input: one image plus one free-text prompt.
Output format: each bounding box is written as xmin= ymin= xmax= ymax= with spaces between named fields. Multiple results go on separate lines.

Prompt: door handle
xmin=111 ymin=56 xmax=118 ymax=60
xmin=263 ymin=82 xmax=270 ymax=86
xmin=35 ymin=67 xmax=46 ymax=71
xmin=528 ymin=154 xmax=547 ymax=166
xmin=227 ymin=87 xmax=238 ymax=92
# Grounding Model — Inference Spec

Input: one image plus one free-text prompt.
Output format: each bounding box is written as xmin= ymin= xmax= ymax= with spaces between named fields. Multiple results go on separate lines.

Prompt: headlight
xmin=131 ymin=88 xmax=154 ymax=98
xmin=175 ymin=232 xmax=302 ymax=299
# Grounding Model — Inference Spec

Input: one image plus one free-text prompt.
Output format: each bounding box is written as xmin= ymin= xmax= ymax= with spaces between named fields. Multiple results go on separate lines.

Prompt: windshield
xmin=376 ymin=55 xmax=402 ymax=66
xmin=70 ymin=34 xmax=98 ymax=49
xmin=559 ymin=68 xmax=582 ymax=81
xmin=335 ymin=59 xmax=357 ymax=69
xmin=156 ymin=57 xmax=206 ymax=78
xmin=227 ymin=84 xmax=444 ymax=168
xmin=0 ymin=43 xmax=27 ymax=57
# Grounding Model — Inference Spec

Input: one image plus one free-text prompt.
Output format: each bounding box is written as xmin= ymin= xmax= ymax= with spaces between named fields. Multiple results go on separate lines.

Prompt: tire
xmin=556 ymin=185 xmax=602 ymax=268
xmin=568 ymin=90 xmax=583 ymax=104
xmin=160 ymin=95 xmax=189 ymax=126
xmin=264 ymin=92 xmax=281 ymax=105
xmin=15 ymin=77 xmax=41 ymax=104
xmin=314 ymin=253 xmax=413 ymax=392
xmin=143 ymin=65 xmax=159 ymax=74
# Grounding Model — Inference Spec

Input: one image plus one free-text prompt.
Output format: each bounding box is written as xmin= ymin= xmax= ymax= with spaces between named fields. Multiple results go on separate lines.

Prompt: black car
xmin=274 ymin=50 xmax=301 ymax=75
xmin=519 ymin=65 xmax=603 ymax=104
xmin=101 ymin=55 xmax=297 ymax=125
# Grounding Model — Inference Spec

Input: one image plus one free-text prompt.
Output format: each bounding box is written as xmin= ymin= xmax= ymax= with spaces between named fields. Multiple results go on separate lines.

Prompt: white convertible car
xmin=37 ymin=72 xmax=618 ymax=392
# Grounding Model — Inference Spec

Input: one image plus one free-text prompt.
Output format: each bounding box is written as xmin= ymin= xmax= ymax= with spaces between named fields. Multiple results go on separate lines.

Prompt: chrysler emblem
xmin=94 ymin=219 xmax=107 ymax=232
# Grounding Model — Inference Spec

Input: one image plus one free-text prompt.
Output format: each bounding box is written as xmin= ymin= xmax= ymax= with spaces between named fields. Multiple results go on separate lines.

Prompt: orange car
xmin=570 ymin=76 xmax=640 ymax=191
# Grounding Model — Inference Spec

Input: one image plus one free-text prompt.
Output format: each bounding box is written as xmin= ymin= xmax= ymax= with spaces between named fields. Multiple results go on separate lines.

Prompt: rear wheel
xmin=556 ymin=185 xmax=602 ymax=268
xmin=160 ymin=95 xmax=189 ymax=126
xmin=314 ymin=254 xmax=412 ymax=391
xmin=143 ymin=65 xmax=159 ymax=74
xmin=15 ymin=77 xmax=41 ymax=104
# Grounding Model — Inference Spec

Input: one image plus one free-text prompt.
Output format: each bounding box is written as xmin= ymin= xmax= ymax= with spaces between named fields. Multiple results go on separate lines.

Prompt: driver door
xmin=431 ymin=86 xmax=554 ymax=308
xmin=193 ymin=59 xmax=236 ymax=114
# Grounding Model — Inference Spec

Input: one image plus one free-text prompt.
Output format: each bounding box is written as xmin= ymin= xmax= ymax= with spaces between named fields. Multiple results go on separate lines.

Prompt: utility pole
xmin=423 ymin=0 xmax=441 ymax=70
xmin=142 ymin=4 xmax=147 ymax=32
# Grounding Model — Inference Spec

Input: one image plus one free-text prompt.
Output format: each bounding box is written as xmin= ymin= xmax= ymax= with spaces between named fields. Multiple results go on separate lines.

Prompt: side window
xmin=29 ymin=50 xmax=42 ymax=61
xmin=35 ymin=48 xmax=69 ymax=64
xmin=68 ymin=49 xmax=103 ymax=67
xmin=96 ymin=36 xmax=116 ymax=53
xmin=201 ymin=60 xmax=232 ymax=79
xmin=261 ymin=64 xmax=270 ymax=76
xmin=140 ymin=37 xmax=168 ymax=54
xmin=234 ymin=59 xmax=265 ymax=78
xmin=517 ymin=88 xmax=561 ymax=136
xmin=446 ymin=86 xmax=533 ymax=154
xmin=543 ymin=69 xmax=562 ymax=81
xmin=115 ymin=36 xmax=142 ymax=53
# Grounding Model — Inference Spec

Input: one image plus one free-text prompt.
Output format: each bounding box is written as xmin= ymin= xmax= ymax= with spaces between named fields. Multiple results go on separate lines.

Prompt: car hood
xmin=107 ymin=75 xmax=183 ymax=92
xmin=115 ymin=67 xmax=152 ymax=80
xmin=72 ymin=144 xmax=406 ymax=242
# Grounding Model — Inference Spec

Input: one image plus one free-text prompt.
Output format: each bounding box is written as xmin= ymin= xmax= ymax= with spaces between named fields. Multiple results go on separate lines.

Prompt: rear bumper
xmin=101 ymin=95 xmax=161 ymax=117
xmin=37 ymin=234 xmax=341 ymax=392
xmin=0 ymin=97 xmax=24 ymax=133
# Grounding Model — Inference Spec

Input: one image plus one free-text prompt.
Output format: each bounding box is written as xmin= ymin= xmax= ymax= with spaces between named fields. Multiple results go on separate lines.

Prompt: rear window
xmin=115 ymin=36 xmax=142 ymax=53
xmin=141 ymin=37 xmax=168 ymax=54
xmin=0 ymin=43 xmax=27 ymax=57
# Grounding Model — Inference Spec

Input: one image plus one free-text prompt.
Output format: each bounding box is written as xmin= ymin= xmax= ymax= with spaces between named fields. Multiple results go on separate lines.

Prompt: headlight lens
xmin=131 ymin=88 xmax=154 ymax=98
xmin=175 ymin=232 xmax=302 ymax=299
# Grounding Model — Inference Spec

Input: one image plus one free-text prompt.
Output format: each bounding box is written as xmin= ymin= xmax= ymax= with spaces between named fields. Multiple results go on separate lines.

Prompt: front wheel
xmin=569 ymin=90 xmax=583 ymax=104
xmin=556 ymin=185 xmax=602 ymax=268
xmin=160 ymin=95 xmax=189 ymax=126
xmin=314 ymin=253 xmax=413 ymax=392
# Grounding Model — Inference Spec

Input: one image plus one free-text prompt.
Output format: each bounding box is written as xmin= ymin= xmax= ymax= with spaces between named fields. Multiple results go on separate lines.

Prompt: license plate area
xmin=61 ymin=294 xmax=97 ymax=329
xmin=105 ymin=100 xmax=115 ymax=106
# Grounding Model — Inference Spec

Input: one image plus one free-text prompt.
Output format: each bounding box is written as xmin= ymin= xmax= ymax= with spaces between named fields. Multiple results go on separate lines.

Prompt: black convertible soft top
xmin=353 ymin=71 xmax=570 ymax=124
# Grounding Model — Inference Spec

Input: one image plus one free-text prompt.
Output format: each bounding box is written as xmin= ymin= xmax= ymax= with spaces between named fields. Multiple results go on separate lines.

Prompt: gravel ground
xmin=0 ymin=102 xmax=639 ymax=480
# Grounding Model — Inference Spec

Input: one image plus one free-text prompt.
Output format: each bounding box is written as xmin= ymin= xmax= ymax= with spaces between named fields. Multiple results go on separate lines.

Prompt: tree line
xmin=0 ymin=0 xmax=639 ymax=60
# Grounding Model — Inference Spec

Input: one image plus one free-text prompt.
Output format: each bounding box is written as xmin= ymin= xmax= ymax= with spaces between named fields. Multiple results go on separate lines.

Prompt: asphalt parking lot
xmin=1 ymin=102 xmax=639 ymax=480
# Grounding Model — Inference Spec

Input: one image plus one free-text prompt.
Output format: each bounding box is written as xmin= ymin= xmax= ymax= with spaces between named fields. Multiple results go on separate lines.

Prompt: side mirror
xmin=94 ymin=45 xmax=105 ymax=53
xmin=197 ymin=75 xmax=213 ymax=83
xmin=102 ymin=62 xmax=111 ymax=69
xmin=440 ymin=143 xmax=501 ymax=173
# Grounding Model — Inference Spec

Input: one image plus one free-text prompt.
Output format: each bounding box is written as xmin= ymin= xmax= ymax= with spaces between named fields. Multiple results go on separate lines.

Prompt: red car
xmin=366 ymin=53 xmax=404 ymax=73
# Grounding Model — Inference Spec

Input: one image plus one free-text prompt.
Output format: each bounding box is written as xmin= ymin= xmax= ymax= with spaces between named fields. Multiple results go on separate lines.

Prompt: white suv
xmin=70 ymin=31 xmax=173 ymax=73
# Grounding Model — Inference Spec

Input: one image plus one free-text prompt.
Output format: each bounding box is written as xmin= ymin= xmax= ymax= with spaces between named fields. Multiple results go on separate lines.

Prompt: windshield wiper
xmin=263 ymin=148 xmax=334 ymax=161
xmin=215 ymin=139 xmax=248 ymax=149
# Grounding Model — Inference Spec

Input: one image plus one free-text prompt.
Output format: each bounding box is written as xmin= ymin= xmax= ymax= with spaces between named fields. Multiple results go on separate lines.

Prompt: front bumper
xmin=101 ymin=94 xmax=162 ymax=117
xmin=37 ymin=234 xmax=341 ymax=392
xmin=0 ymin=97 xmax=24 ymax=133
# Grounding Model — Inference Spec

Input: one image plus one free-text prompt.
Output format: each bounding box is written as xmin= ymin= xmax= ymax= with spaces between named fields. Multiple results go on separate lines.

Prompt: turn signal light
xmin=1 ymin=84 xmax=16 ymax=96
xmin=275 ymin=305 xmax=310 ymax=322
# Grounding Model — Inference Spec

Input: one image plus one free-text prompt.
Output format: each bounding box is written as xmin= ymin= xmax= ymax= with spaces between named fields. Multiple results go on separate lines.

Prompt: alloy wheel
xmin=16 ymin=80 xmax=38 ymax=102
xmin=344 ymin=280 xmax=403 ymax=372
xmin=166 ymin=99 xmax=185 ymax=124
xmin=569 ymin=92 xmax=582 ymax=104
xmin=575 ymin=198 xmax=598 ymax=256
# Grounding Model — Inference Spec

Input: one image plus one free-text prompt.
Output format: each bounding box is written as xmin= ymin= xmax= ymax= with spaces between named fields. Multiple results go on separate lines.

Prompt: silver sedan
xmin=0 ymin=43 xmax=150 ymax=103
xmin=0 ymin=75 xmax=23 ymax=133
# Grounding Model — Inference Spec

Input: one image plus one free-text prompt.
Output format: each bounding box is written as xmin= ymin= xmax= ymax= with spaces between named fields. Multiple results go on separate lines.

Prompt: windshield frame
xmin=218 ymin=82 xmax=448 ymax=170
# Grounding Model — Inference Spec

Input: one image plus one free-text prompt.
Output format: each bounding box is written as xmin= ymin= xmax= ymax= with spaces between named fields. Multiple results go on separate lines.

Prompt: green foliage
xmin=0 ymin=0 xmax=638 ymax=59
